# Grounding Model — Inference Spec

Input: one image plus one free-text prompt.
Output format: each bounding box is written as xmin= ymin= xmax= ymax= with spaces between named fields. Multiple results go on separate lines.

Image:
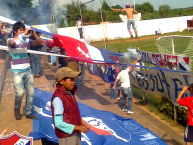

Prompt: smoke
xmin=0 ymin=0 xmax=57 ymax=25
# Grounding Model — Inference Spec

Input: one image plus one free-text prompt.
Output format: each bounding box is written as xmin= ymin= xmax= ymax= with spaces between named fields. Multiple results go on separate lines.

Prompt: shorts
xmin=127 ymin=19 xmax=136 ymax=30
xmin=184 ymin=124 xmax=193 ymax=142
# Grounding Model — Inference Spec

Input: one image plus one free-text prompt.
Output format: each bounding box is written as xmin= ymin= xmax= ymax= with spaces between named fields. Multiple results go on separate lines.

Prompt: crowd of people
xmin=0 ymin=3 xmax=193 ymax=144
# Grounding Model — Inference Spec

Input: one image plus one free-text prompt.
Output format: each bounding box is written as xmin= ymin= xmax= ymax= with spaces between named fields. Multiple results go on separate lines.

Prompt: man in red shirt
xmin=176 ymin=84 xmax=193 ymax=145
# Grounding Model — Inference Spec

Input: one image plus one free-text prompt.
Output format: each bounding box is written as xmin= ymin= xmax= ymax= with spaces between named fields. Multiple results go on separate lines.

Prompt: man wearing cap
xmin=111 ymin=3 xmax=138 ymax=39
xmin=76 ymin=17 xmax=83 ymax=39
xmin=51 ymin=67 xmax=89 ymax=145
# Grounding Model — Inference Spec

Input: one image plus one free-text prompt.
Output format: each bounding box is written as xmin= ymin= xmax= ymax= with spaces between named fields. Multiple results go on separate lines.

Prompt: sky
xmin=55 ymin=0 xmax=193 ymax=10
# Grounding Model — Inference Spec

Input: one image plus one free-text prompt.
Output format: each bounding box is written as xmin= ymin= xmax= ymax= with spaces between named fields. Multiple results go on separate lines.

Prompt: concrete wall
xmin=57 ymin=15 xmax=193 ymax=42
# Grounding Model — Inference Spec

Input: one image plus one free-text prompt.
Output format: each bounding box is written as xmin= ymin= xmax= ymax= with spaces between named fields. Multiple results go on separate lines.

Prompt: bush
xmin=177 ymin=107 xmax=188 ymax=125
xmin=157 ymin=97 xmax=188 ymax=126
xmin=158 ymin=97 xmax=174 ymax=118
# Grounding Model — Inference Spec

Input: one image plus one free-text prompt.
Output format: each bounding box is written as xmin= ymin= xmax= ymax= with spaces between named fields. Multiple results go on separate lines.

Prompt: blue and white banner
xmin=130 ymin=69 xmax=193 ymax=104
xmin=29 ymin=88 xmax=167 ymax=145
xmin=126 ymin=48 xmax=191 ymax=71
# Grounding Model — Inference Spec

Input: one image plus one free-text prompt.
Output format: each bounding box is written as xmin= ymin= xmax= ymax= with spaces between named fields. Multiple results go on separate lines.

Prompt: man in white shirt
xmin=76 ymin=17 xmax=83 ymax=39
xmin=113 ymin=58 xmax=140 ymax=114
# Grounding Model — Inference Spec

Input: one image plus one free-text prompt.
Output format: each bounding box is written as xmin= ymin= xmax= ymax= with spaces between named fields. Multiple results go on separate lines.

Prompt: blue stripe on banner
xmin=32 ymin=27 xmax=55 ymax=37
xmin=0 ymin=45 xmax=192 ymax=74
xmin=29 ymin=88 xmax=167 ymax=145
xmin=99 ymin=48 xmax=124 ymax=57
xmin=96 ymin=65 xmax=109 ymax=82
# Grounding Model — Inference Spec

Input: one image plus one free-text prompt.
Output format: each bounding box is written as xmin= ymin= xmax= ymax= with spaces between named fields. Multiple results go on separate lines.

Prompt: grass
xmin=90 ymin=30 xmax=193 ymax=125
xmin=91 ymin=30 xmax=193 ymax=54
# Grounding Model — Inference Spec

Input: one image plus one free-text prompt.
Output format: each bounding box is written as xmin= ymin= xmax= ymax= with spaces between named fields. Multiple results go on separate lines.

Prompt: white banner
xmin=126 ymin=48 xmax=191 ymax=71
xmin=130 ymin=69 xmax=193 ymax=105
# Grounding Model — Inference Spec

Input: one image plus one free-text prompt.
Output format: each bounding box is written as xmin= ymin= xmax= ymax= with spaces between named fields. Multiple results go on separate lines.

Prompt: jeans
xmin=75 ymin=77 xmax=80 ymax=90
xmin=51 ymin=55 xmax=56 ymax=66
xmin=30 ymin=53 xmax=41 ymax=75
xmin=110 ymin=83 xmax=118 ymax=99
xmin=80 ymin=64 xmax=85 ymax=82
xmin=121 ymin=87 xmax=133 ymax=111
xmin=12 ymin=69 xmax=34 ymax=115
xmin=78 ymin=28 xmax=83 ymax=39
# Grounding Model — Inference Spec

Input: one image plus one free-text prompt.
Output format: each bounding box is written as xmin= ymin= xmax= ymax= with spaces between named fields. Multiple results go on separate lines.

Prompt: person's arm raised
xmin=25 ymin=29 xmax=42 ymax=46
xmin=111 ymin=7 xmax=125 ymax=11
xmin=128 ymin=57 xmax=140 ymax=70
xmin=176 ymin=86 xmax=189 ymax=102
xmin=134 ymin=9 xmax=138 ymax=14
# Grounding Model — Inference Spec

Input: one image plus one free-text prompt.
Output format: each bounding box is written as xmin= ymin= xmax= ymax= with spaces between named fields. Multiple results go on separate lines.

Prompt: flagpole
xmin=99 ymin=0 xmax=107 ymax=50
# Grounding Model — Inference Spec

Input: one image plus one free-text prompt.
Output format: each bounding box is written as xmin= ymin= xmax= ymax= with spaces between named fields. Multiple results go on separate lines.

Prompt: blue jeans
xmin=110 ymin=83 xmax=118 ymax=99
xmin=51 ymin=55 xmax=56 ymax=66
xmin=30 ymin=53 xmax=41 ymax=75
xmin=75 ymin=77 xmax=80 ymax=90
xmin=12 ymin=69 xmax=34 ymax=115
xmin=121 ymin=87 xmax=133 ymax=111
xmin=80 ymin=64 xmax=85 ymax=82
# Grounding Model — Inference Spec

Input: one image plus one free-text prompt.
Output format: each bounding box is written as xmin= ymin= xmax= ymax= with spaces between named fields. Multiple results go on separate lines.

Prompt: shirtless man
xmin=111 ymin=3 xmax=138 ymax=38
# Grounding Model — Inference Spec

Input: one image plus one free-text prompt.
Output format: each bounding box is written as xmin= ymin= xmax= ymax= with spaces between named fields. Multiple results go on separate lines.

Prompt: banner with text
xmin=29 ymin=88 xmax=167 ymax=145
xmin=127 ymin=48 xmax=191 ymax=71
xmin=130 ymin=69 xmax=193 ymax=104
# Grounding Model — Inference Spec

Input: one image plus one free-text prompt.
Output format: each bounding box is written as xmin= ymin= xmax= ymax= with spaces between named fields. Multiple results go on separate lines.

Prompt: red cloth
xmin=179 ymin=97 xmax=193 ymax=126
xmin=51 ymin=84 xmax=82 ymax=138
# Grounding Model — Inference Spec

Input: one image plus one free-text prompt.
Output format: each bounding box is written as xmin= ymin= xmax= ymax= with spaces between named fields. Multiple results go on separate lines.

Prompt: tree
xmin=101 ymin=0 xmax=111 ymax=11
xmin=135 ymin=2 xmax=154 ymax=13
xmin=65 ymin=1 xmax=81 ymax=27
xmin=159 ymin=5 xmax=171 ymax=18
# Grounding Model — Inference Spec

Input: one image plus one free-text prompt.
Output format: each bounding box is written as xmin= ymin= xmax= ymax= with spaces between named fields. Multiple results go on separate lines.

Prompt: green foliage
xmin=158 ymin=97 xmax=174 ymax=118
xmin=177 ymin=107 xmax=188 ymax=125
xmin=65 ymin=1 xmax=81 ymax=27
xmin=136 ymin=2 xmax=154 ymax=14
xmin=159 ymin=5 xmax=171 ymax=18
xmin=61 ymin=0 xmax=193 ymax=27
xmin=102 ymin=0 xmax=111 ymax=11
xmin=64 ymin=1 xmax=123 ymax=26
xmin=157 ymin=97 xmax=188 ymax=126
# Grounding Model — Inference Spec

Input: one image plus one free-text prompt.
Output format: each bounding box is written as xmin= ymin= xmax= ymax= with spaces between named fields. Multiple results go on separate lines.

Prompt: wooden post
xmin=174 ymin=105 xmax=178 ymax=122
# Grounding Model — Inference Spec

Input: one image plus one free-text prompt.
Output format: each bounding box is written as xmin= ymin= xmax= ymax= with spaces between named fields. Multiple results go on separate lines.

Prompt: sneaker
xmin=135 ymin=36 xmax=138 ymax=39
xmin=80 ymin=81 xmax=85 ymax=84
xmin=14 ymin=108 xmax=22 ymax=120
xmin=127 ymin=110 xmax=133 ymax=114
xmin=122 ymin=109 xmax=127 ymax=112
xmin=130 ymin=35 xmax=133 ymax=39
xmin=26 ymin=113 xmax=38 ymax=120
xmin=117 ymin=97 xmax=120 ymax=100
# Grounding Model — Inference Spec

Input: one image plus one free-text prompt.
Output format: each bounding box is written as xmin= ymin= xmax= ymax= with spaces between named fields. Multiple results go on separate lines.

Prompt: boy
xmin=176 ymin=84 xmax=193 ymax=145
xmin=111 ymin=3 xmax=138 ymax=38
xmin=51 ymin=67 xmax=89 ymax=145
xmin=76 ymin=17 xmax=83 ymax=39
xmin=7 ymin=21 xmax=42 ymax=120
xmin=29 ymin=32 xmax=43 ymax=77
xmin=107 ymin=64 xmax=118 ymax=100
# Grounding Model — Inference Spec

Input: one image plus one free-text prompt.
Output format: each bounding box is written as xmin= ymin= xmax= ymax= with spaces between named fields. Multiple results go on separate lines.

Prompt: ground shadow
xmin=76 ymin=84 xmax=111 ymax=106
